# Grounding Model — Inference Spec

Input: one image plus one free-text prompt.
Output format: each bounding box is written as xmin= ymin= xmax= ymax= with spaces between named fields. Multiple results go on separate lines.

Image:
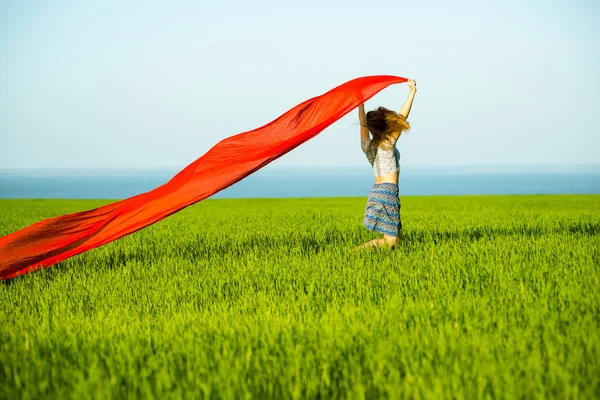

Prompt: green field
xmin=0 ymin=195 xmax=599 ymax=399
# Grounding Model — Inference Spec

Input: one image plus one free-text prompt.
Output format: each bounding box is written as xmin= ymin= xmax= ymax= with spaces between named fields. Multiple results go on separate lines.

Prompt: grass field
xmin=0 ymin=195 xmax=599 ymax=399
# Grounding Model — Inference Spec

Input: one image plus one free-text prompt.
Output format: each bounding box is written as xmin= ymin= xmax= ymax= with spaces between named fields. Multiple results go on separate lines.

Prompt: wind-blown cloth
xmin=0 ymin=75 xmax=407 ymax=280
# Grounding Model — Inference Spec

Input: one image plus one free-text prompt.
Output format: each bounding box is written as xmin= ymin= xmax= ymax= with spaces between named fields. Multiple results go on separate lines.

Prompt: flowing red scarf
xmin=0 ymin=75 xmax=407 ymax=279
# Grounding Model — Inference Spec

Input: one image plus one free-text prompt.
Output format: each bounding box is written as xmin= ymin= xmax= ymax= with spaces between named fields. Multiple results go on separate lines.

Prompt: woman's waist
xmin=374 ymin=171 xmax=399 ymax=185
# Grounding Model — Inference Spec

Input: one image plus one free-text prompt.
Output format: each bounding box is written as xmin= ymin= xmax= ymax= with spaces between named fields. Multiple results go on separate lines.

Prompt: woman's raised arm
xmin=359 ymin=104 xmax=369 ymax=142
xmin=399 ymin=79 xmax=417 ymax=119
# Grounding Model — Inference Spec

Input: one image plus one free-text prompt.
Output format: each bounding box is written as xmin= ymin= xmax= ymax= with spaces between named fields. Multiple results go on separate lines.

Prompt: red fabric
xmin=0 ymin=75 xmax=407 ymax=280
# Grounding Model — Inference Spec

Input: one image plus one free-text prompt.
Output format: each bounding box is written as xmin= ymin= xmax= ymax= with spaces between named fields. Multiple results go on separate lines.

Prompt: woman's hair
xmin=366 ymin=106 xmax=410 ymax=150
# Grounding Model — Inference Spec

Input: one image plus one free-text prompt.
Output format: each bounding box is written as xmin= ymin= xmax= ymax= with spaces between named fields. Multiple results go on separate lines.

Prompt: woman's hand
xmin=407 ymin=79 xmax=417 ymax=92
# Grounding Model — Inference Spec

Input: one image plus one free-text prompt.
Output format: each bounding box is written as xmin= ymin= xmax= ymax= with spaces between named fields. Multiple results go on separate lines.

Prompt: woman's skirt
xmin=363 ymin=182 xmax=402 ymax=237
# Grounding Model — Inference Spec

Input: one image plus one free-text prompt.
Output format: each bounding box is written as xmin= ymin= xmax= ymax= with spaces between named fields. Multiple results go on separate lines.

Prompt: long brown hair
xmin=366 ymin=106 xmax=410 ymax=150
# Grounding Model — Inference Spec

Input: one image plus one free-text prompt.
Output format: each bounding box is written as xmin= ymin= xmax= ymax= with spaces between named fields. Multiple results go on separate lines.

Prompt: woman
xmin=356 ymin=79 xmax=417 ymax=249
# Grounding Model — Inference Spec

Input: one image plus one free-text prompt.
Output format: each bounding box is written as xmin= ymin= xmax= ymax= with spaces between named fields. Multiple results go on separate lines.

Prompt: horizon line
xmin=2 ymin=163 xmax=600 ymax=172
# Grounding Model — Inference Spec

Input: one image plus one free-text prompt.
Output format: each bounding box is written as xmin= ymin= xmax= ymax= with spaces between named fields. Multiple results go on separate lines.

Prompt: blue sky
xmin=1 ymin=0 xmax=598 ymax=170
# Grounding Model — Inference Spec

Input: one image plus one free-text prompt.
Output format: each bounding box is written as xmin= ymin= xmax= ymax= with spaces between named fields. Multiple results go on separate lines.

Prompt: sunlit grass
xmin=1 ymin=195 xmax=599 ymax=399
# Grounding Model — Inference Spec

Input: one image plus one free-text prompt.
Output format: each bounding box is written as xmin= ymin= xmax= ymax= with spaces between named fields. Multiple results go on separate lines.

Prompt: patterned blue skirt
xmin=363 ymin=182 xmax=402 ymax=237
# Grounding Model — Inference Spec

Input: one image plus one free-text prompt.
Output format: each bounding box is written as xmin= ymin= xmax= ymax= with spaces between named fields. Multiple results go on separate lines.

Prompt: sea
xmin=1 ymin=165 xmax=599 ymax=199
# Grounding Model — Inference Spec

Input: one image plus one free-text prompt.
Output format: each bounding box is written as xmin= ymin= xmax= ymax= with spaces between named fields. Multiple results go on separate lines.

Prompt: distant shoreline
xmin=2 ymin=164 xmax=600 ymax=177
xmin=1 ymin=194 xmax=598 ymax=202
xmin=1 ymin=169 xmax=599 ymax=199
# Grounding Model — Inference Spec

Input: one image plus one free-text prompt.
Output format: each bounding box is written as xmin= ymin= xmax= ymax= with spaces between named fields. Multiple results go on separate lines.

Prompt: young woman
xmin=356 ymin=79 xmax=417 ymax=249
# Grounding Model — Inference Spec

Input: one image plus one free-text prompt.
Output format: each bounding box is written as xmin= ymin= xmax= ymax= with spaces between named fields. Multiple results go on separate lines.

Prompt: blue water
xmin=1 ymin=166 xmax=599 ymax=199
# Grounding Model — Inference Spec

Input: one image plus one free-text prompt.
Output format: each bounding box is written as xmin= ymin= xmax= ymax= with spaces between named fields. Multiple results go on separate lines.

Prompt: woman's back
xmin=361 ymin=137 xmax=400 ymax=177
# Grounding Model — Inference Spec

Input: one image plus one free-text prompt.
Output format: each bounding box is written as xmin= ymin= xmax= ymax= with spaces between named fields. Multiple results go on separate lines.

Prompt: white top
xmin=360 ymin=136 xmax=400 ymax=176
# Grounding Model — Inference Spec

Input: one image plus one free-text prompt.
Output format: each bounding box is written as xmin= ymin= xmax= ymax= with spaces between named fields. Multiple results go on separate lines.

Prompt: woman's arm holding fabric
xmin=398 ymin=79 xmax=417 ymax=119
xmin=359 ymin=104 xmax=369 ymax=142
